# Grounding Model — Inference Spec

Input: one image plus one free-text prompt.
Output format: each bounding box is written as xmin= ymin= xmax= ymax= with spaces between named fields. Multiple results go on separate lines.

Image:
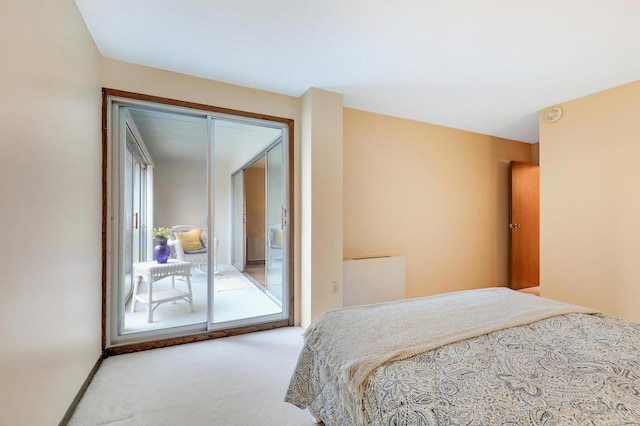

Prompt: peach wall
xmin=540 ymin=81 xmax=640 ymax=321
xmin=0 ymin=1 xmax=103 ymax=424
xmin=343 ymin=108 xmax=532 ymax=298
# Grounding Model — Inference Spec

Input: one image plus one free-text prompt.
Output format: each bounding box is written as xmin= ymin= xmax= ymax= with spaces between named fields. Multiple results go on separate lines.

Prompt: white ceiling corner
xmin=76 ymin=0 xmax=640 ymax=143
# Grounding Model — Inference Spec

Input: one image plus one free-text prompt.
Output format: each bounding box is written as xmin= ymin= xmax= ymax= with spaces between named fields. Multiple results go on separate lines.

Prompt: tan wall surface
xmin=343 ymin=108 xmax=532 ymax=298
xmin=540 ymin=81 xmax=640 ymax=321
xmin=101 ymin=58 xmax=302 ymax=123
xmin=0 ymin=1 xmax=103 ymax=424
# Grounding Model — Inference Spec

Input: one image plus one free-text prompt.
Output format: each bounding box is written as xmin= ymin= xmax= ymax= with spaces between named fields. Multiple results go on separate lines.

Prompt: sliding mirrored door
xmin=211 ymin=119 xmax=289 ymax=327
xmin=266 ymin=141 xmax=284 ymax=303
xmin=109 ymin=104 xmax=210 ymax=344
xmin=105 ymin=91 xmax=292 ymax=349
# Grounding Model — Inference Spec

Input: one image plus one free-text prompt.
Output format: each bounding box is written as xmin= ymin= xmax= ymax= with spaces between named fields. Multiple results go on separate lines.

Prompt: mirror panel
xmin=106 ymin=95 xmax=291 ymax=347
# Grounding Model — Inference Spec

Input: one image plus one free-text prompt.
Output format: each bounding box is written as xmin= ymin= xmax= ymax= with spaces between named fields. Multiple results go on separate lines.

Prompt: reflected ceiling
xmin=128 ymin=108 xmax=281 ymax=168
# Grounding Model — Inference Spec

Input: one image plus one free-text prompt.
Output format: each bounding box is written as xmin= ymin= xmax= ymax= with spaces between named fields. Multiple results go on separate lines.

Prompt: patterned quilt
xmin=286 ymin=313 xmax=640 ymax=425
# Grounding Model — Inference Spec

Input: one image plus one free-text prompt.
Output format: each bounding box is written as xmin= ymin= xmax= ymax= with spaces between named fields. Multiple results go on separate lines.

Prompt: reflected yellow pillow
xmin=175 ymin=229 xmax=204 ymax=251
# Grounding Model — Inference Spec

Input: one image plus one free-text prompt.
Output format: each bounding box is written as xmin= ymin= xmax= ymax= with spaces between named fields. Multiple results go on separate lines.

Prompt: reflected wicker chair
xmin=169 ymin=225 xmax=218 ymax=273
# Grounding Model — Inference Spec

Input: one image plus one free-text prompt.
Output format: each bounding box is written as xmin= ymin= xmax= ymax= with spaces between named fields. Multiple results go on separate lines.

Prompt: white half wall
xmin=343 ymin=256 xmax=406 ymax=307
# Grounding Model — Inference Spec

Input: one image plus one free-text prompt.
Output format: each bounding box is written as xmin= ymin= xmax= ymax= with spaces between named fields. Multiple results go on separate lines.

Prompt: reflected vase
xmin=154 ymin=238 xmax=171 ymax=264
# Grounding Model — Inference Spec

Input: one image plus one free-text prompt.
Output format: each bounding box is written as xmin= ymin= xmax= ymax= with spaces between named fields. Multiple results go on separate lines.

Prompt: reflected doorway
xmin=231 ymin=139 xmax=284 ymax=305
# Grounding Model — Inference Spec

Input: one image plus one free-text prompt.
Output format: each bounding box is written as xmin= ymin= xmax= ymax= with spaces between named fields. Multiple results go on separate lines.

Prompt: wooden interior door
xmin=509 ymin=161 xmax=540 ymax=289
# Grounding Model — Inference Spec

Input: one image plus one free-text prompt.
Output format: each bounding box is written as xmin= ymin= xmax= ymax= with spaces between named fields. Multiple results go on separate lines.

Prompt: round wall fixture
xmin=544 ymin=106 xmax=563 ymax=123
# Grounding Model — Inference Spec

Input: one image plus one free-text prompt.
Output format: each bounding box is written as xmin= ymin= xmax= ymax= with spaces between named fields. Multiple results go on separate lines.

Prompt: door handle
xmin=509 ymin=223 xmax=520 ymax=229
xmin=134 ymin=212 xmax=139 ymax=230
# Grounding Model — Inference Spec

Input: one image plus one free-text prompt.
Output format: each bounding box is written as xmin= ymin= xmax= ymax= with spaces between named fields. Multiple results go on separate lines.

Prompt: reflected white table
xmin=131 ymin=259 xmax=194 ymax=323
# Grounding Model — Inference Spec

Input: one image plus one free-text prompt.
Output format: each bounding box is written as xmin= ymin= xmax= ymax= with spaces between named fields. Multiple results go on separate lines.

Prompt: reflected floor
xmin=245 ymin=262 xmax=266 ymax=285
xmin=244 ymin=261 xmax=283 ymax=304
xmin=122 ymin=264 xmax=281 ymax=334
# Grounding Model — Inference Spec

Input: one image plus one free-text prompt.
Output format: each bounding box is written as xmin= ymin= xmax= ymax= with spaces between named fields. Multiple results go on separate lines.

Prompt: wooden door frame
xmin=101 ymin=88 xmax=295 ymax=356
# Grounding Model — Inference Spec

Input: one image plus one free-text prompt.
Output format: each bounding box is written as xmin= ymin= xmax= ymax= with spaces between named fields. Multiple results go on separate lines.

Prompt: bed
xmin=285 ymin=287 xmax=640 ymax=425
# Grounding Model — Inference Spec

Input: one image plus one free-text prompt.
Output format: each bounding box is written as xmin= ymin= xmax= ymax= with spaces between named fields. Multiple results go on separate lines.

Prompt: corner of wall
xmin=299 ymin=88 xmax=344 ymax=327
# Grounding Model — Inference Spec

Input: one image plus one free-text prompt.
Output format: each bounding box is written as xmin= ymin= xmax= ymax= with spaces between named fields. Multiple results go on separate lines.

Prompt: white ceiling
xmin=128 ymin=108 xmax=281 ymax=168
xmin=77 ymin=0 xmax=640 ymax=143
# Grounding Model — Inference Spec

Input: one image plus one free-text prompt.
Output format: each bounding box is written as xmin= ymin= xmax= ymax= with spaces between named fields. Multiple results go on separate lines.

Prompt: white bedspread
xmin=293 ymin=287 xmax=599 ymax=424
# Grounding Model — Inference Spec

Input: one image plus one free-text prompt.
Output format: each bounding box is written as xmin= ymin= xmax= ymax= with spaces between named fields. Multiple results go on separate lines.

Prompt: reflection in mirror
xmin=121 ymin=108 xmax=208 ymax=334
xmin=231 ymin=170 xmax=245 ymax=271
xmin=266 ymin=141 xmax=284 ymax=303
xmin=215 ymin=119 xmax=285 ymax=323
xmin=109 ymin=97 xmax=290 ymax=346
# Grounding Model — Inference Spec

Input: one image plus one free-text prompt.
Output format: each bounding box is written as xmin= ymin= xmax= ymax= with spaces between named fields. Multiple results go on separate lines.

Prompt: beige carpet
xmin=68 ymin=327 xmax=316 ymax=426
